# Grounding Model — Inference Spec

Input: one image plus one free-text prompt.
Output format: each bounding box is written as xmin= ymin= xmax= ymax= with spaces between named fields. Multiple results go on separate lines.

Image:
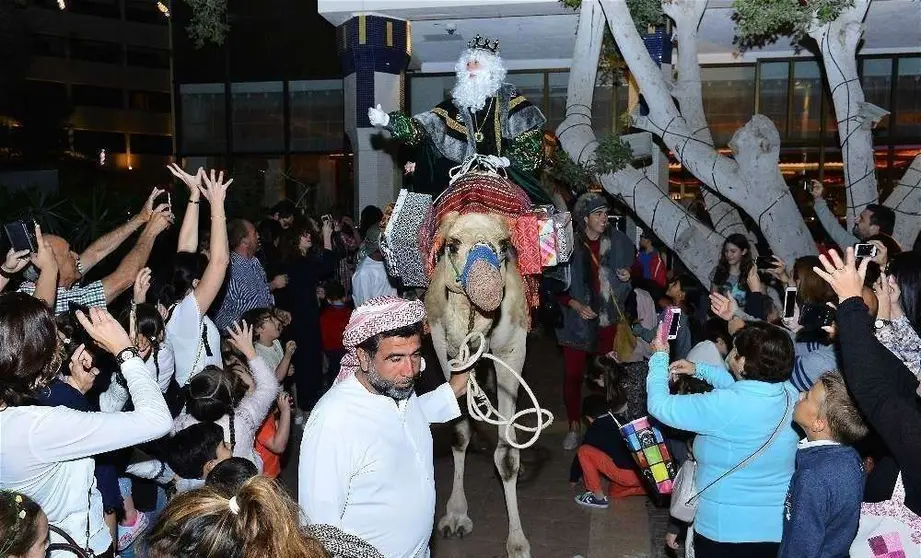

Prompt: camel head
xmin=436 ymin=211 xmax=515 ymax=312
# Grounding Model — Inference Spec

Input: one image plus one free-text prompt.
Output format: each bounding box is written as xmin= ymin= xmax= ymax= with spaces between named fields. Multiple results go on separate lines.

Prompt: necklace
xmin=471 ymin=97 xmax=495 ymax=143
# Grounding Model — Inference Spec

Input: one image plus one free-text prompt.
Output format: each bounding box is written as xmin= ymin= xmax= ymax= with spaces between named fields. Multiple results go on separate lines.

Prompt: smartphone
xmin=321 ymin=214 xmax=332 ymax=223
xmin=799 ymin=303 xmax=836 ymax=330
xmin=855 ymin=243 xmax=877 ymax=259
xmin=783 ymin=287 xmax=797 ymax=320
xmin=659 ymin=306 xmax=682 ymax=342
xmin=4 ymin=220 xmax=38 ymax=253
xmin=756 ymin=254 xmax=776 ymax=270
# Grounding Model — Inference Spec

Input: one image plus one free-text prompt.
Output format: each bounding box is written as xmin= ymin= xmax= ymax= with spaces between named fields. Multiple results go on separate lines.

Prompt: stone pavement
xmin=282 ymin=329 xmax=678 ymax=558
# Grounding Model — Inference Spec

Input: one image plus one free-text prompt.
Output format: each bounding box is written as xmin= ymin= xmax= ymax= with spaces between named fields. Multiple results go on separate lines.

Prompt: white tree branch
xmin=884 ymin=152 xmax=921 ymax=247
xmin=808 ymin=0 xmax=877 ymax=229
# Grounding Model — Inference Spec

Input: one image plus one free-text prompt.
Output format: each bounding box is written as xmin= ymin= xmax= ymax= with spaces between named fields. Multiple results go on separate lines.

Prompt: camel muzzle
xmin=459 ymin=243 xmax=503 ymax=312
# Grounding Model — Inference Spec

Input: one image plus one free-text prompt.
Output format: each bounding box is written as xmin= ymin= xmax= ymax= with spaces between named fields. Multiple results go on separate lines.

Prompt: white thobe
xmin=351 ymin=258 xmax=398 ymax=307
xmin=298 ymin=375 xmax=461 ymax=558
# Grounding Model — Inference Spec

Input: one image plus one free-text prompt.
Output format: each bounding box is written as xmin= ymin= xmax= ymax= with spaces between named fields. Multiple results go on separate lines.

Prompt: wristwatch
xmin=115 ymin=346 xmax=141 ymax=365
xmin=874 ymin=318 xmax=891 ymax=330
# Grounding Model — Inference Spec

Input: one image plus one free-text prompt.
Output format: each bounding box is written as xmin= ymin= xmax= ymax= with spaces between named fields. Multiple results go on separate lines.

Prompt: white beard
xmin=451 ymin=50 xmax=506 ymax=112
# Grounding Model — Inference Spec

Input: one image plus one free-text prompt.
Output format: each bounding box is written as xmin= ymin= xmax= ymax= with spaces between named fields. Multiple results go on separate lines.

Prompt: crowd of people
xmin=0 ymin=158 xmax=920 ymax=558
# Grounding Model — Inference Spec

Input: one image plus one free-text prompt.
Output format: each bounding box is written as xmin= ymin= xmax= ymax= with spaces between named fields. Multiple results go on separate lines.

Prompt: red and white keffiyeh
xmin=335 ymin=296 xmax=426 ymax=383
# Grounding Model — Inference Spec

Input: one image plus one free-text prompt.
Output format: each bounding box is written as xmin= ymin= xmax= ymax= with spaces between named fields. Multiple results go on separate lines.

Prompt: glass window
xmin=70 ymin=38 xmax=122 ymax=64
xmin=73 ymin=130 xmax=126 ymax=156
xmin=289 ymin=80 xmax=344 ymax=152
xmin=546 ymin=72 xmax=569 ymax=134
xmin=701 ymin=65 xmax=756 ymax=146
xmin=231 ymin=81 xmax=284 ymax=153
xmin=32 ymin=34 xmax=67 ymax=58
xmin=25 ymin=80 xmax=68 ymax=102
xmin=758 ymin=61 xmax=789 ymax=138
xmin=228 ymin=157 xmax=285 ymax=219
xmin=126 ymin=46 xmax=170 ymax=69
xmin=125 ymin=0 xmax=167 ymax=24
xmin=505 ymin=73 xmax=545 ymax=121
xmin=861 ymin=57 xmax=892 ymax=134
xmin=72 ymin=84 xmax=123 ymax=109
xmin=592 ymin=80 xmax=615 ymax=137
xmin=68 ymin=0 xmax=120 ymax=18
xmin=128 ymin=90 xmax=171 ymax=113
xmin=409 ymin=75 xmax=455 ymax=115
xmin=895 ymin=57 xmax=921 ymax=136
xmin=179 ymin=83 xmax=226 ymax=153
xmin=130 ymin=134 xmax=172 ymax=155
xmin=790 ymin=61 xmax=823 ymax=139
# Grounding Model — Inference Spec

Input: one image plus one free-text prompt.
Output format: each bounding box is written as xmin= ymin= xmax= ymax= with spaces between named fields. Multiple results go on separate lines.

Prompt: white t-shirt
xmin=255 ymin=340 xmax=284 ymax=375
xmin=166 ymin=292 xmax=223 ymax=387
xmin=298 ymin=376 xmax=461 ymax=558
xmin=352 ymin=258 xmax=397 ymax=307
xmin=173 ymin=355 xmax=280 ymax=470
xmin=0 ymin=358 xmax=171 ymax=556
xmin=146 ymin=341 xmax=176 ymax=393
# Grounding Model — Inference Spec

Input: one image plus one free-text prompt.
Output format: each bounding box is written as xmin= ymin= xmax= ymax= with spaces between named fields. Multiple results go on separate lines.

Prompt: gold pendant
xmin=474 ymin=132 xmax=484 ymax=142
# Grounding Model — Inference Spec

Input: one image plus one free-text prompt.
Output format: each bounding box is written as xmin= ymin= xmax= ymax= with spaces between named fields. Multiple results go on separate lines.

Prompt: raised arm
xmin=30 ymin=224 xmax=59 ymax=308
xmin=1 ymin=248 xmax=31 ymax=293
xmin=168 ymin=164 xmax=204 ymax=253
xmin=192 ymin=169 xmax=232 ymax=314
xmin=79 ymin=188 xmax=162 ymax=273
xmin=810 ymin=180 xmax=859 ymax=249
xmin=100 ymin=206 xmax=173 ymax=303
xmin=226 ymin=320 xmax=281 ymax=427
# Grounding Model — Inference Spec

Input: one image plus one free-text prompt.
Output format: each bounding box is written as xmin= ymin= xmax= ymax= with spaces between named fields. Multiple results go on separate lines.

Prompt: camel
xmin=426 ymin=210 xmax=533 ymax=558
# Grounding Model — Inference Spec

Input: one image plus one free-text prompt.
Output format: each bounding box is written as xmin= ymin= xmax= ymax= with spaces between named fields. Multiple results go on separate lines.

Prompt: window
xmin=506 ymin=73 xmax=545 ymax=120
xmin=73 ymin=130 xmax=126 ymax=157
xmin=70 ymin=38 xmax=122 ymax=64
xmin=129 ymin=90 xmax=171 ymax=113
xmin=68 ymin=0 xmax=120 ymax=18
xmin=895 ymin=57 xmax=921 ymax=137
xmin=125 ymin=0 xmax=167 ymax=24
xmin=32 ymin=34 xmax=67 ymax=58
xmin=546 ymin=72 xmax=569 ymax=134
xmin=861 ymin=58 xmax=893 ymax=134
xmin=231 ymin=81 xmax=284 ymax=153
xmin=72 ymin=84 xmax=123 ymax=109
xmin=25 ymin=80 xmax=68 ymax=102
xmin=409 ymin=75 xmax=455 ymax=115
xmin=126 ymin=46 xmax=170 ymax=69
xmin=130 ymin=134 xmax=172 ymax=155
xmin=289 ymin=80 xmax=344 ymax=152
xmin=701 ymin=65 xmax=756 ymax=146
xmin=179 ymin=83 xmax=226 ymax=153
xmin=790 ymin=61 xmax=823 ymax=139
xmin=758 ymin=61 xmax=789 ymax=138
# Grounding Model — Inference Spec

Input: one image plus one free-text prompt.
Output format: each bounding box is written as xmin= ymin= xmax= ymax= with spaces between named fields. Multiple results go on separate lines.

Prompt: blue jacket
xmin=646 ymin=352 xmax=799 ymax=543
xmin=779 ymin=442 xmax=863 ymax=558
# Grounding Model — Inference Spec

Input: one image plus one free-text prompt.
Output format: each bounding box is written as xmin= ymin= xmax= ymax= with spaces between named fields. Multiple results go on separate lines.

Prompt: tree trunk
xmin=808 ymin=0 xmax=877 ymax=229
xmin=884 ymin=152 xmax=921 ymax=247
xmin=599 ymin=0 xmax=816 ymax=266
xmin=557 ymin=0 xmax=721 ymax=285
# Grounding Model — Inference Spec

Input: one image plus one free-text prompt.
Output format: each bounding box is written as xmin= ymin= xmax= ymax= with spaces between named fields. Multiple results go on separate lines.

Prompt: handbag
xmin=849 ymin=473 xmax=921 ymax=556
xmin=612 ymin=415 xmax=677 ymax=495
xmin=670 ymin=390 xmax=791 ymax=523
xmin=47 ymin=521 xmax=94 ymax=557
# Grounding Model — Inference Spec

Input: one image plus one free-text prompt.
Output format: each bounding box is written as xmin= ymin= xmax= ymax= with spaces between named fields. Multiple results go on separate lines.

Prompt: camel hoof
xmin=507 ymin=531 xmax=531 ymax=558
xmin=438 ymin=513 xmax=474 ymax=539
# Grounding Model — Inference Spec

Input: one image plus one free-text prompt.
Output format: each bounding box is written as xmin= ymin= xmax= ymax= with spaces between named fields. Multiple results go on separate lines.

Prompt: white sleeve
xmin=235 ymin=356 xmax=281 ymax=437
xmin=124 ymin=448 xmax=175 ymax=484
xmin=298 ymin=410 xmax=353 ymax=526
xmin=31 ymin=358 xmax=172 ymax=462
xmin=416 ymin=383 xmax=461 ymax=424
xmin=154 ymin=342 xmax=176 ymax=393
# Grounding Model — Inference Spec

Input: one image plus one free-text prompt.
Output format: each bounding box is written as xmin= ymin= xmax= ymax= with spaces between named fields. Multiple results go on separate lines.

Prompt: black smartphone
xmin=854 ymin=243 xmax=877 ymax=259
xmin=798 ymin=303 xmax=836 ymax=330
xmin=756 ymin=254 xmax=776 ymax=270
xmin=783 ymin=287 xmax=797 ymax=320
xmin=666 ymin=307 xmax=682 ymax=340
xmin=4 ymin=220 xmax=38 ymax=253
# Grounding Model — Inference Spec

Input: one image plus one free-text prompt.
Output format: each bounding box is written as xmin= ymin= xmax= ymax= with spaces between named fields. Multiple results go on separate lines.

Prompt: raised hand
xmin=3 ymin=248 xmax=31 ymax=275
xmin=133 ymin=267 xmax=152 ymax=303
xmin=139 ymin=187 xmax=165 ymax=223
xmin=166 ymin=164 xmax=204 ymax=200
xmin=765 ymin=255 xmax=790 ymax=285
xmin=368 ymin=104 xmax=390 ymax=127
xmin=75 ymin=307 xmax=134 ymax=356
xmin=30 ymin=224 xmax=57 ymax=273
xmin=709 ymin=291 xmax=738 ymax=322
xmin=143 ymin=204 xmax=175 ymax=237
xmin=668 ymin=359 xmax=696 ymax=376
xmin=199 ymin=169 xmax=232 ymax=207
xmin=813 ymin=248 xmax=869 ymax=303
xmin=809 ymin=179 xmax=824 ymax=200
xmin=226 ymin=320 xmax=257 ymax=360
xmin=285 ymin=340 xmax=297 ymax=356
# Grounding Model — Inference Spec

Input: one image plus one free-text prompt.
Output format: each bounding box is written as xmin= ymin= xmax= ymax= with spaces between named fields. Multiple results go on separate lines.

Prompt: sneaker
xmin=117 ymin=510 xmax=149 ymax=551
xmin=574 ymin=491 xmax=609 ymax=509
xmin=563 ymin=430 xmax=580 ymax=451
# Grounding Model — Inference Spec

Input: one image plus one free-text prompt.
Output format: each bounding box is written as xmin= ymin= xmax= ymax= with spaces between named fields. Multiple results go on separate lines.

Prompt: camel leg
xmin=438 ymin=418 xmax=474 ymax=538
xmin=493 ymin=335 xmax=531 ymax=558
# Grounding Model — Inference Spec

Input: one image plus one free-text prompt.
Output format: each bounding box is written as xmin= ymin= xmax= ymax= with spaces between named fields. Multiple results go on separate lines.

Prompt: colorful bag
xmin=614 ymin=415 xmax=676 ymax=495
xmin=850 ymin=473 xmax=921 ymax=557
xmin=380 ymin=189 xmax=434 ymax=288
xmin=538 ymin=216 xmax=558 ymax=267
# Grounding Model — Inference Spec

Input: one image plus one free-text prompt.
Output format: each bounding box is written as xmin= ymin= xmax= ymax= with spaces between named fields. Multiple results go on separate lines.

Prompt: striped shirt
xmin=790 ymin=341 xmax=838 ymax=392
xmin=18 ymin=280 xmax=106 ymax=316
xmin=214 ymin=252 xmax=274 ymax=331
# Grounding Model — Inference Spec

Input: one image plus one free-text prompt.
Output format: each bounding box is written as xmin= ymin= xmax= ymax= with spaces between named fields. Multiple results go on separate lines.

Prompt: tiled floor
xmin=283 ymin=330 xmax=673 ymax=558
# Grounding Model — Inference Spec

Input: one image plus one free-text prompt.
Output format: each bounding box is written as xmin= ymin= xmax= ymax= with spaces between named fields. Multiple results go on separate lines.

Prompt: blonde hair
xmin=146 ymin=475 xmax=328 ymax=558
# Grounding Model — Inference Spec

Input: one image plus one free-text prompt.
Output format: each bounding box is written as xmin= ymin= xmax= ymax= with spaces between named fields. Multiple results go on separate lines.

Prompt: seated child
xmin=206 ymin=457 xmax=259 ymax=497
xmin=242 ymin=307 xmax=296 ymax=382
xmin=319 ymin=281 xmax=351 ymax=388
xmin=255 ymin=392 xmax=293 ymax=479
xmin=571 ymin=394 xmax=646 ymax=509
xmin=779 ymin=370 xmax=868 ymax=558
xmin=166 ymin=423 xmax=233 ymax=484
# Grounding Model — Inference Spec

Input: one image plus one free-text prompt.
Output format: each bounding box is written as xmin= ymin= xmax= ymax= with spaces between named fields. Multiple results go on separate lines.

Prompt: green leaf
xmin=732 ymin=0 xmax=854 ymax=49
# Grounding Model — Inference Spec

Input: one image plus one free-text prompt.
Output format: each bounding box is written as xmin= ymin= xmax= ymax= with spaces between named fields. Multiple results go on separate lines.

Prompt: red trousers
xmin=562 ymin=325 xmax=616 ymax=424
xmin=577 ymin=444 xmax=646 ymax=498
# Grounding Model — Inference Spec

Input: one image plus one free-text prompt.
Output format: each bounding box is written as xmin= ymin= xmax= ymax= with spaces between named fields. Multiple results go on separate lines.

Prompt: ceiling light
xmin=156 ymin=1 xmax=170 ymax=17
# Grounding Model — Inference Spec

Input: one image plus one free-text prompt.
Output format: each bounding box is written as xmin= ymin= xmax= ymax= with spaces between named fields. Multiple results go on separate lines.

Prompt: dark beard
xmin=364 ymin=363 xmax=418 ymax=401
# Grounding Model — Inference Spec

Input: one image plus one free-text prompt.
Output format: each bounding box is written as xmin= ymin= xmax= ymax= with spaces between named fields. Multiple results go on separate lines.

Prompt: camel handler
xmin=298 ymin=296 xmax=470 ymax=558
xmin=556 ymin=193 xmax=636 ymax=451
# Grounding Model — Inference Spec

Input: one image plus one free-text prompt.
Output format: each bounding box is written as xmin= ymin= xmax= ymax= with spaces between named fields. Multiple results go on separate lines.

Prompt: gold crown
xmin=467 ymin=34 xmax=499 ymax=54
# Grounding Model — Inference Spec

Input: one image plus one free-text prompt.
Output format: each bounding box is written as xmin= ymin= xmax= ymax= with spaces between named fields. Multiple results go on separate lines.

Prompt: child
xmin=319 ymin=281 xmax=351 ymax=387
xmin=571 ymin=394 xmax=646 ymax=509
xmin=255 ymin=391 xmax=293 ymax=479
xmin=206 ymin=457 xmax=259 ymax=497
xmin=779 ymin=370 xmax=869 ymax=558
xmin=166 ymin=423 xmax=233 ymax=482
xmin=242 ymin=307 xmax=297 ymax=382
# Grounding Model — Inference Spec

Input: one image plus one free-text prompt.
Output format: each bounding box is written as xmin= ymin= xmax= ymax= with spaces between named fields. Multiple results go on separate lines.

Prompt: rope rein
xmin=448 ymin=330 xmax=553 ymax=450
